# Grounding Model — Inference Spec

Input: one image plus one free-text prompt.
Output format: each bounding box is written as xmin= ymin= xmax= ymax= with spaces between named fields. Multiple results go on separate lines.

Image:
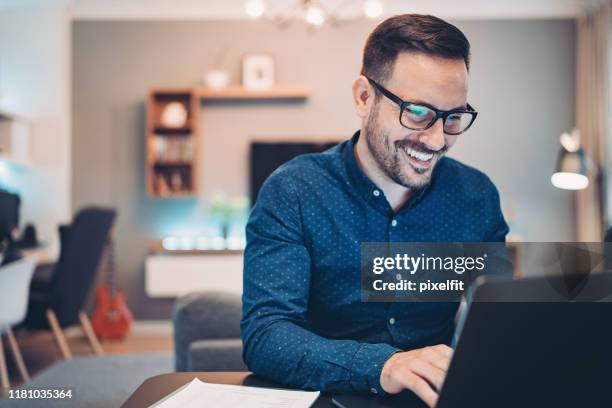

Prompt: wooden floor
xmin=2 ymin=323 xmax=173 ymax=387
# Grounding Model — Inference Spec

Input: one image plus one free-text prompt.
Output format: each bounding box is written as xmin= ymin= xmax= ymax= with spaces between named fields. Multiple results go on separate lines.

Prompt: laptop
xmin=333 ymin=272 xmax=612 ymax=408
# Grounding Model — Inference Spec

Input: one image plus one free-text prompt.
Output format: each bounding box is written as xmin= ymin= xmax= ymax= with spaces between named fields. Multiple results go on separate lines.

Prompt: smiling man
xmin=241 ymin=14 xmax=508 ymax=408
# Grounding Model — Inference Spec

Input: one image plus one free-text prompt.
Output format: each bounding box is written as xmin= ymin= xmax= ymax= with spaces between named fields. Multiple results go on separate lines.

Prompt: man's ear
xmin=352 ymin=75 xmax=374 ymax=119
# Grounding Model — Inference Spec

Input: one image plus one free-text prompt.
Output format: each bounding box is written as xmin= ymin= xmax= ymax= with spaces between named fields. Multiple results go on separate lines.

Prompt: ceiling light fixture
xmin=364 ymin=0 xmax=383 ymax=19
xmin=245 ymin=0 xmax=265 ymax=18
xmin=244 ymin=0 xmax=385 ymax=29
xmin=305 ymin=2 xmax=325 ymax=26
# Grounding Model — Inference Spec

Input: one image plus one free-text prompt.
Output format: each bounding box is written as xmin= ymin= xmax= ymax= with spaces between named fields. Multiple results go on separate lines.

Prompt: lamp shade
xmin=551 ymin=147 xmax=589 ymax=190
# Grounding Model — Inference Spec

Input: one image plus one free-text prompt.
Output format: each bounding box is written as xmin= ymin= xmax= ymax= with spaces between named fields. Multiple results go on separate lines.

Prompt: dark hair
xmin=361 ymin=14 xmax=471 ymax=84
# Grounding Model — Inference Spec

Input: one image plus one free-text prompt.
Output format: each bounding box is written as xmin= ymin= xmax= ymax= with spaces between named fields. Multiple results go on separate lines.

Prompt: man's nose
xmin=419 ymin=117 xmax=446 ymax=151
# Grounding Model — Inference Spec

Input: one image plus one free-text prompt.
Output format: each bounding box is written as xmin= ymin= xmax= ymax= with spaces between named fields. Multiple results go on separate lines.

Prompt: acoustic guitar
xmin=92 ymin=232 xmax=133 ymax=340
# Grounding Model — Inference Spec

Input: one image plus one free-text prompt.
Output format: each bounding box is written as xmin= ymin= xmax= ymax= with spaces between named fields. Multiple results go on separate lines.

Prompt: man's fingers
xmin=379 ymin=345 xmax=455 ymax=405
xmin=422 ymin=347 xmax=453 ymax=373
xmin=401 ymin=371 xmax=438 ymax=408
xmin=409 ymin=358 xmax=446 ymax=391
xmin=431 ymin=344 xmax=454 ymax=359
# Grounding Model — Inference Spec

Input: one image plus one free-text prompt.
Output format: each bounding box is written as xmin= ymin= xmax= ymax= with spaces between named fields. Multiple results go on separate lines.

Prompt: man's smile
xmin=399 ymin=144 xmax=435 ymax=171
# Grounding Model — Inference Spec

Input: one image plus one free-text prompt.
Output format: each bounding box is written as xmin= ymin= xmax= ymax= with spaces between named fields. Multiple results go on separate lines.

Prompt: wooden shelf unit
xmin=195 ymin=85 xmax=309 ymax=100
xmin=145 ymin=85 xmax=309 ymax=199
xmin=146 ymin=89 xmax=200 ymax=198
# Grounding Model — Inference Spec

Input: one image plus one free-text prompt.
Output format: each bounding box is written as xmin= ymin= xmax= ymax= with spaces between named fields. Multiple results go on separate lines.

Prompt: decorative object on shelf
xmin=204 ymin=69 xmax=230 ymax=90
xmin=170 ymin=171 xmax=184 ymax=191
xmin=160 ymin=101 xmax=188 ymax=128
xmin=244 ymin=0 xmax=384 ymax=28
xmin=202 ymin=47 xmax=232 ymax=90
xmin=551 ymin=128 xmax=591 ymax=190
xmin=155 ymin=173 xmax=171 ymax=196
xmin=242 ymin=54 xmax=275 ymax=91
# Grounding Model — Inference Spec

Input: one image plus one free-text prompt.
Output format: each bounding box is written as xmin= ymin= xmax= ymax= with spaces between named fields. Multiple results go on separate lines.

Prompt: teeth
xmin=404 ymin=147 xmax=433 ymax=162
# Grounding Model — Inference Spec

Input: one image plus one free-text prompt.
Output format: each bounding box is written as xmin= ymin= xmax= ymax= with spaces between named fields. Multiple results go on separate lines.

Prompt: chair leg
xmin=78 ymin=311 xmax=104 ymax=355
xmin=46 ymin=309 xmax=72 ymax=360
xmin=5 ymin=329 xmax=29 ymax=382
xmin=0 ymin=335 xmax=9 ymax=391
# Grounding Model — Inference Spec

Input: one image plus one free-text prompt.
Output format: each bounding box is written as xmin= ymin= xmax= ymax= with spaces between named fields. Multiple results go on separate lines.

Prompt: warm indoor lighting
xmin=305 ymin=4 xmax=325 ymax=26
xmin=551 ymin=128 xmax=590 ymax=191
xmin=245 ymin=0 xmax=265 ymax=18
xmin=178 ymin=236 xmax=194 ymax=250
xmin=364 ymin=0 xmax=383 ymax=19
xmin=162 ymin=236 xmax=179 ymax=250
xmin=195 ymin=236 xmax=210 ymax=250
xmin=551 ymin=172 xmax=589 ymax=190
xmin=560 ymin=130 xmax=580 ymax=152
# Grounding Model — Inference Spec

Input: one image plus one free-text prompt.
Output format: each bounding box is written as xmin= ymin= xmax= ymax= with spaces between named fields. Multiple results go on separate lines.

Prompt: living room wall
xmin=0 ymin=7 xmax=72 ymax=256
xmin=72 ymin=19 xmax=576 ymax=318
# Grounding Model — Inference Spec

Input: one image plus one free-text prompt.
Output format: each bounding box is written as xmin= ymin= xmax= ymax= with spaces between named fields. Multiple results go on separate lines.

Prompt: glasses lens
xmin=400 ymin=104 xmax=436 ymax=129
xmin=444 ymin=112 xmax=475 ymax=135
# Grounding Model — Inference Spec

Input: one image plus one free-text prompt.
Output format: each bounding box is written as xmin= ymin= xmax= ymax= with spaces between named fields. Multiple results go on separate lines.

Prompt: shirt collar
xmin=342 ymin=130 xmax=435 ymax=213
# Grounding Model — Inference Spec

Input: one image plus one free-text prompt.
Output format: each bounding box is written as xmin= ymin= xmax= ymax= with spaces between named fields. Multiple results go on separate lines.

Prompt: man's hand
xmin=380 ymin=345 xmax=453 ymax=408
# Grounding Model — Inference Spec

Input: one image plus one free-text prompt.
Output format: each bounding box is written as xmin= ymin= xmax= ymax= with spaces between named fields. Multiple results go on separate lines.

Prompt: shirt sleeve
xmin=240 ymin=169 xmax=399 ymax=395
xmin=479 ymin=177 xmax=513 ymax=277
xmin=482 ymin=176 xmax=509 ymax=242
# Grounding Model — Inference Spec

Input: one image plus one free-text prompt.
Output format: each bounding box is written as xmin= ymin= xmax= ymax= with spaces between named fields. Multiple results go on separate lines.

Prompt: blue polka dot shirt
xmin=241 ymin=131 xmax=508 ymax=395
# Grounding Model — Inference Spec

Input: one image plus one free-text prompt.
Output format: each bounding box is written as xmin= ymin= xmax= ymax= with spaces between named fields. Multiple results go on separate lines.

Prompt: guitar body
xmin=92 ymin=284 xmax=133 ymax=340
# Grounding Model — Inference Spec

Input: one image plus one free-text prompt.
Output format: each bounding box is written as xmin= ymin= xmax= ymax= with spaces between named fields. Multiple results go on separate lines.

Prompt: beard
xmin=364 ymin=101 xmax=447 ymax=189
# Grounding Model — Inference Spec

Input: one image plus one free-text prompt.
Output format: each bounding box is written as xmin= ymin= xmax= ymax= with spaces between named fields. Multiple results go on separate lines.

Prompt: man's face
xmin=364 ymin=52 xmax=469 ymax=189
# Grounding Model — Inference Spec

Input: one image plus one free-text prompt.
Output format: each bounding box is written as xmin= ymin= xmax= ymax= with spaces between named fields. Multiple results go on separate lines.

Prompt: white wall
xmin=0 ymin=6 xmax=71 ymax=255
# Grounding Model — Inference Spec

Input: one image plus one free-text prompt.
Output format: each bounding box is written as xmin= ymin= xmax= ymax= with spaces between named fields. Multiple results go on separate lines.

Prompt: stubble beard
xmin=363 ymin=102 xmax=445 ymax=190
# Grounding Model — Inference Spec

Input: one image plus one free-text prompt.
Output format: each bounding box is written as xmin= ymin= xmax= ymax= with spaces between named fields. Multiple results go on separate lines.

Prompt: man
xmin=241 ymin=14 xmax=508 ymax=408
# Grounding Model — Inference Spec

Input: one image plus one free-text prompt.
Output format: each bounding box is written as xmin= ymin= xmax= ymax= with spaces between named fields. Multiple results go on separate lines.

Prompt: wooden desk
xmin=121 ymin=372 xmax=424 ymax=408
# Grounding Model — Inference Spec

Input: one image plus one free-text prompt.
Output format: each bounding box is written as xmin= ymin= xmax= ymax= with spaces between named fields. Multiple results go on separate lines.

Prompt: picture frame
xmin=242 ymin=54 xmax=275 ymax=90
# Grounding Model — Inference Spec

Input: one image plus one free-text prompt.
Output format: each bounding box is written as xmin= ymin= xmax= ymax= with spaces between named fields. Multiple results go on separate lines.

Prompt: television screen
xmin=249 ymin=141 xmax=339 ymax=206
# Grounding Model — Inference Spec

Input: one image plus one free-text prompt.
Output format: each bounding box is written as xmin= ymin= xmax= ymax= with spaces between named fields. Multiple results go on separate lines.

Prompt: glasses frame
xmin=366 ymin=77 xmax=478 ymax=135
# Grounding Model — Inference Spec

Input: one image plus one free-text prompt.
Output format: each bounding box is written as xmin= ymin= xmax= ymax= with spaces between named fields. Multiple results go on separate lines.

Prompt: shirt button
xmin=389 ymin=317 xmax=396 ymax=325
xmin=391 ymin=219 xmax=398 ymax=227
xmin=373 ymin=189 xmax=380 ymax=197
xmin=396 ymin=273 xmax=402 ymax=280
xmin=370 ymin=387 xmax=378 ymax=394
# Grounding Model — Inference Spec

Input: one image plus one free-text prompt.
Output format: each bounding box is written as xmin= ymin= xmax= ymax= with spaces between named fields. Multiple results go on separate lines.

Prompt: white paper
xmin=150 ymin=378 xmax=320 ymax=408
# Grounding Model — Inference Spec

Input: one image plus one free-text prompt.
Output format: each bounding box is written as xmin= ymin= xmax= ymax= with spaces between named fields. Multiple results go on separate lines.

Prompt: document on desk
xmin=150 ymin=378 xmax=320 ymax=408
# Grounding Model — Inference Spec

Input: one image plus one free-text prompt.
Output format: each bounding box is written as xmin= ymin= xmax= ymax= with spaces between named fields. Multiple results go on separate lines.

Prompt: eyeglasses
xmin=366 ymin=77 xmax=478 ymax=135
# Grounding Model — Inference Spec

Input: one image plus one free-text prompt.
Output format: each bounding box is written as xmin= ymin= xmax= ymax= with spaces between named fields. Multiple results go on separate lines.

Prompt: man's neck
xmin=354 ymin=136 xmax=414 ymax=212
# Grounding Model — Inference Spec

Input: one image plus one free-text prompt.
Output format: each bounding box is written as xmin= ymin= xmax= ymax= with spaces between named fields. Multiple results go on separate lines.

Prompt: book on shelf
xmin=154 ymin=135 xmax=193 ymax=163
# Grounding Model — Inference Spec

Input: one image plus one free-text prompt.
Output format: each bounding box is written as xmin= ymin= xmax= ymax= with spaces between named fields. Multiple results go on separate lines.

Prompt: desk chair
xmin=0 ymin=258 xmax=37 ymax=390
xmin=24 ymin=207 xmax=116 ymax=360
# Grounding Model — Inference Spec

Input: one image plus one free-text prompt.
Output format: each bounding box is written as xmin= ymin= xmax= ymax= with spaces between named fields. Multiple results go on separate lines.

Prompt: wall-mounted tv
xmin=249 ymin=141 xmax=339 ymax=206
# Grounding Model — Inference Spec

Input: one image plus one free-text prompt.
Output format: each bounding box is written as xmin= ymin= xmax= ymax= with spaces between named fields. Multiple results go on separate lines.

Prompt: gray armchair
xmin=172 ymin=291 xmax=248 ymax=372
